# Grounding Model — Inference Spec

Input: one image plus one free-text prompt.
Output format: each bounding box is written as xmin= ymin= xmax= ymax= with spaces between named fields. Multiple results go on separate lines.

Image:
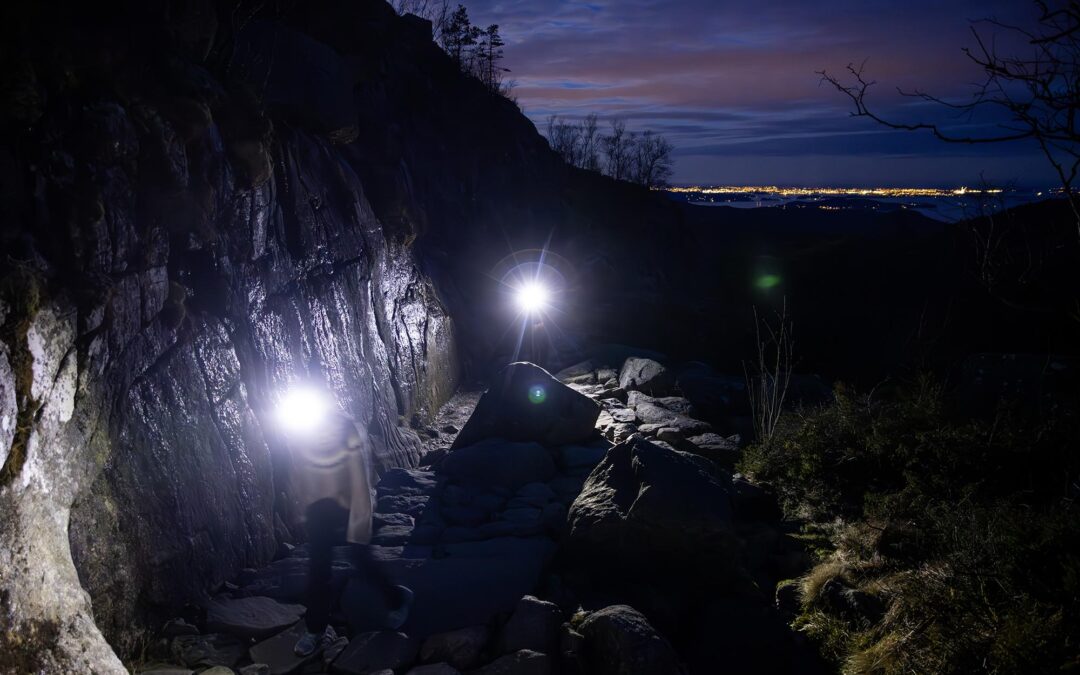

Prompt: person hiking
xmin=283 ymin=401 xmax=413 ymax=657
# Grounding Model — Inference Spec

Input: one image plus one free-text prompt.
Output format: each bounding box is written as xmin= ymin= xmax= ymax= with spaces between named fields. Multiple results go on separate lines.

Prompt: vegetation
xmin=739 ymin=378 xmax=1080 ymax=674
xmin=396 ymin=1 xmax=513 ymax=97
xmin=744 ymin=299 xmax=794 ymax=451
xmin=547 ymin=114 xmax=675 ymax=188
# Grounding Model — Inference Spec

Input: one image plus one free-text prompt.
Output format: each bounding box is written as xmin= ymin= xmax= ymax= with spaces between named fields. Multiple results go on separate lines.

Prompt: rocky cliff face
xmin=0 ymin=4 xmax=462 ymax=670
xmin=0 ymin=0 xmax=696 ymax=669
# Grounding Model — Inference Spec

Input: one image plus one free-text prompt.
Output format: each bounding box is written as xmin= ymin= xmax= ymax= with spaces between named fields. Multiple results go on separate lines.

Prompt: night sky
xmin=466 ymin=0 xmax=1059 ymax=187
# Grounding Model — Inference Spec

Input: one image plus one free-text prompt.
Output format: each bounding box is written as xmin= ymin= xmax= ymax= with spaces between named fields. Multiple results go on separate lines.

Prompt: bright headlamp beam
xmin=277 ymin=386 xmax=329 ymax=434
xmin=516 ymin=282 xmax=549 ymax=314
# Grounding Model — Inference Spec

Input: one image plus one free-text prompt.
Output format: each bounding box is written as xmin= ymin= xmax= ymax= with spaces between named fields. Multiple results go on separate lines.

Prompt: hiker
xmin=285 ymin=405 xmax=413 ymax=656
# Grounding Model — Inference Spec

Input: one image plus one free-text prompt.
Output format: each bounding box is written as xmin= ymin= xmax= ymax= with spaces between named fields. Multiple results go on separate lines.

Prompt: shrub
xmin=739 ymin=376 xmax=1080 ymax=674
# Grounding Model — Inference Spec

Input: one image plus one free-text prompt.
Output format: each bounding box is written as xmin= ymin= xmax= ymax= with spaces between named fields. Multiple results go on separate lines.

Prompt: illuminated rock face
xmin=0 ymin=59 xmax=458 ymax=674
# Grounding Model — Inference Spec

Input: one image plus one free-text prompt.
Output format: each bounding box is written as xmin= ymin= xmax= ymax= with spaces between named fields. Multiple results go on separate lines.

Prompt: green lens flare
xmin=528 ymin=385 xmax=547 ymax=404
xmin=755 ymin=274 xmax=781 ymax=290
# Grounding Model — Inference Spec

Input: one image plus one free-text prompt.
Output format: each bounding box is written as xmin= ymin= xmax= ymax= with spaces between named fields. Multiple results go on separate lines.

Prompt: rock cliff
xmin=0 ymin=0 xmax=700 ymax=669
xmin=0 ymin=3 xmax=464 ymax=670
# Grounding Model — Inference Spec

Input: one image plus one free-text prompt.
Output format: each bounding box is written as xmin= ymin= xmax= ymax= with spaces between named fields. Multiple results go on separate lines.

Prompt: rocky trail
xmin=135 ymin=359 xmax=821 ymax=675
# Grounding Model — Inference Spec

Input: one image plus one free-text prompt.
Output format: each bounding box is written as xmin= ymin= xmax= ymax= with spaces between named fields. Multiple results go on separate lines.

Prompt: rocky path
xmin=136 ymin=358 xmax=819 ymax=675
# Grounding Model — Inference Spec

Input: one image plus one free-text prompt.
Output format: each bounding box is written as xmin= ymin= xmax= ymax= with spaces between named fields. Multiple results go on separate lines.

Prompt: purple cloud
xmin=465 ymin=0 xmax=1057 ymax=186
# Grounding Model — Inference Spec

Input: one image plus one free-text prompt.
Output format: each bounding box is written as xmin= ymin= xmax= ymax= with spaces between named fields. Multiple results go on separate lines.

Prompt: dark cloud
xmin=465 ymin=0 xmax=1057 ymax=185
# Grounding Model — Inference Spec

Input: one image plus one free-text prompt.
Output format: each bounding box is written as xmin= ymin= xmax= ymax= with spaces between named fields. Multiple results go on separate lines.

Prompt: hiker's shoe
xmin=384 ymin=585 xmax=414 ymax=629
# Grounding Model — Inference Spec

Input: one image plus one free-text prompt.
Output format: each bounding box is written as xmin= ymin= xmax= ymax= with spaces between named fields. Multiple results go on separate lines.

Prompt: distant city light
xmin=516 ymin=282 xmax=550 ymax=314
xmin=665 ymin=185 xmax=1012 ymax=198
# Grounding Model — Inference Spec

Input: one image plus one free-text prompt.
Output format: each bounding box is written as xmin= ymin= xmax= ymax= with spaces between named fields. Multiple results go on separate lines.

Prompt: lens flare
xmin=755 ymin=274 xmax=782 ymax=290
xmin=527 ymin=384 xmax=547 ymax=404
xmin=277 ymin=386 xmax=329 ymax=434
xmin=516 ymin=282 xmax=550 ymax=314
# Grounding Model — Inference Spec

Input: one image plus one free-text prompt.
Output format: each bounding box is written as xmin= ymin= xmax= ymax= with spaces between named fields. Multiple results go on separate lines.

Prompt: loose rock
xmin=420 ymin=624 xmax=490 ymax=670
xmin=578 ymin=605 xmax=683 ymax=675
xmin=471 ymin=649 xmax=554 ymax=675
xmin=331 ymin=631 xmax=420 ymax=675
xmin=205 ymin=596 xmax=306 ymax=640
xmin=500 ymin=596 xmax=562 ymax=656
xmin=618 ymin=358 xmax=675 ymax=396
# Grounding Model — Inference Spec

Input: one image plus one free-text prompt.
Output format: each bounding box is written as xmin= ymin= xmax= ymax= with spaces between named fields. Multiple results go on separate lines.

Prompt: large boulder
xmin=471 ymin=650 xmax=553 ymax=675
xmin=567 ymin=437 xmax=736 ymax=570
xmin=440 ymin=439 xmax=556 ymax=491
xmin=419 ymin=625 xmax=490 ymax=670
xmin=577 ymin=605 xmax=683 ymax=675
xmin=204 ymin=596 xmax=306 ymax=640
xmin=452 ymin=363 xmax=600 ymax=449
xmin=618 ymin=358 xmax=675 ymax=396
xmin=499 ymin=596 xmax=562 ymax=655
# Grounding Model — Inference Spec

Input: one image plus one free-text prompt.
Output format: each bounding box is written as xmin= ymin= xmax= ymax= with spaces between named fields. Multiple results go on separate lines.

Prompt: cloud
xmin=464 ymin=0 xmax=1056 ymax=185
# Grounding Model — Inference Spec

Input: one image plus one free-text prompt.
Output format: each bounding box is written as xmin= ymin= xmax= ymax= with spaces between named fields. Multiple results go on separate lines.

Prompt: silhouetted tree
xmin=476 ymin=24 xmax=507 ymax=92
xmin=602 ymin=118 xmax=635 ymax=181
xmin=630 ymin=130 xmax=674 ymax=188
xmin=579 ymin=113 xmax=601 ymax=172
xmin=820 ymin=1 xmax=1080 ymax=234
xmin=547 ymin=115 xmax=582 ymax=167
xmin=547 ymin=115 xmax=674 ymax=187
xmin=443 ymin=4 xmax=480 ymax=70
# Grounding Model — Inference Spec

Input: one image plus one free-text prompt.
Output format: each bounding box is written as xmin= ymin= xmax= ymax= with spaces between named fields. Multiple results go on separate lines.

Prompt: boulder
xmin=731 ymin=474 xmax=782 ymax=522
xmin=452 ymin=362 xmax=600 ymax=449
xmin=204 ymin=596 xmax=306 ymax=640
xmin=162 ymin=618 xmax=200 ymax=637
xmin=625 ymin=391 xmax=693 ymax=415
xmin=375 ymin=512 xmax=416 ymax=528
xmin=376 ymin=494 xmax=435 ymax=518
xmin=471 ymin=650 xmax=554 ymax=675
xmin=634 ymin=412 xmax=711 ymax=437
xmin=248 ymin=621 xmax=318 ymax=675
xmin=330 ymin=631 xmax=420 ymax=675
xmin=554 ymin=360 xmax=602 ymax=385
xmin=420 ymin=625 xmax=490 ymax=670
xmin=238 ymin=665 xmax=271 ymax=675
xmin=500 ymin=596 xmax=562 ymax=656
xmin=618 ymin=358 xmax=674 ymax=396
xmin=170 ymin=633 xmax=246 ymax=668
xmin=605 ymin=423 xmax=638 ymax=443
xmin=515 ymin=482 xmax=557 ymax=506
xmin=379 ymin=468 xmax=440 ymax=496
xmin=441 ymin=439 xmax=556 ymax=491
xmin=577 ymin=605 xmax=683 ymax=675
xmin=567 ymin=437 xmax=736 ymax=571
xmin=554 ymin=442 xmax=611 ymax=472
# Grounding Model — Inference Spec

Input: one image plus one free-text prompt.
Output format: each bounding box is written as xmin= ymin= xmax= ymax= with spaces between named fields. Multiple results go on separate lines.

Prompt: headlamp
xmin=276 ymin=386 xmax=330 ymax=435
